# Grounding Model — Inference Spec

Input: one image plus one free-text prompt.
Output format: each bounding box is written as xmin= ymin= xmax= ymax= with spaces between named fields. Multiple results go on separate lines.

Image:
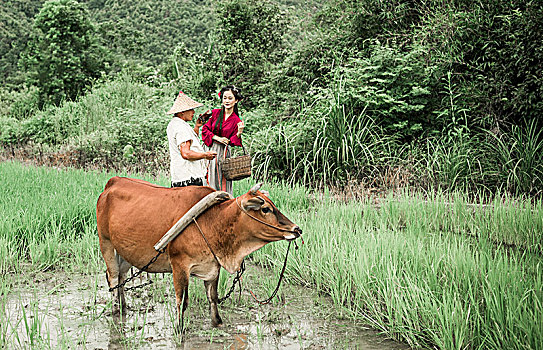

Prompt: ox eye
xmin=261 ymin=207 xmax=272 ymax=214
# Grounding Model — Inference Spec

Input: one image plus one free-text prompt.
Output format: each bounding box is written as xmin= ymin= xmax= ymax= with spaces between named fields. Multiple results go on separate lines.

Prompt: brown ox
xmin=96 ymin=177 xmax=301 ymax=329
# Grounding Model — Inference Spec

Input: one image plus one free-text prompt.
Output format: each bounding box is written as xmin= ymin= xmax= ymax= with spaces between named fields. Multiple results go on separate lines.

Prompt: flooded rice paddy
xmin=3 ymin=265 xmax=410 ymax=349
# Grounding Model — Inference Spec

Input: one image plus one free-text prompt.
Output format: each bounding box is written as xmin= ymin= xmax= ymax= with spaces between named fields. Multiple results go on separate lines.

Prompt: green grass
xmin=1 ymin=160 xmax=542 ymax=349
xmin=0 ymin=161 xmax=170 ymax=275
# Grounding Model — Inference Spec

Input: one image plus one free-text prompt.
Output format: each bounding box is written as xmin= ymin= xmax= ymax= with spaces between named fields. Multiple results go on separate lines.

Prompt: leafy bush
xmin=20 ymin=113 xmax=63 ymax=145
xmin=0 ymin=86 xmax=40 ymax=120
xmin=162 ymin=43 xmax=220 ymax=104
xmin=326 ymin=42 xmax=439 ymax=140
xmin=75 ymin=109 xmax=168 ymax=167
xmin=0 ymin=117 xmax=22 ymax=145
xmin=268 ymin=23 xmax=345 ymax=115
xmin=1 ymin=75 xmax=174 ymax=167
xmin=413 ymin=0 xmax=543 ymax=130
xmin=470 ymin=1 xmax=543 ymax=129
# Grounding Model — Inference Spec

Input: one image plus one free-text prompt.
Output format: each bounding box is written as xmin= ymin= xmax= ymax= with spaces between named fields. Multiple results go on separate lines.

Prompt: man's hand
xmin=197 ymin=109 xmax=212 ymax=124
xmin=203 ymin=151 xmax=217 ymax=160
xmin=180 ymin=141 xmax=216 ymax=161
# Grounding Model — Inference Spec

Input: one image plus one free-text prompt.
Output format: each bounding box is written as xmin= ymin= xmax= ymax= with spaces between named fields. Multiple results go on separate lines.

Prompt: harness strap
xmin=192 ymin=218 xmax=222 ymax=266
xmin=235 ymin=198 xmax=298 ymax=233
xmin=192 ymin=217 xmax=245 ymax=304
xmin=246 ymin=241 xmax=292 ymax=305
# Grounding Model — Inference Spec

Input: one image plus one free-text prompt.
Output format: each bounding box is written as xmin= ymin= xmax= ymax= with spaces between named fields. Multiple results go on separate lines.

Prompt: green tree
xmin=0 ymin=0 xmax=43 ymax=87
xmin=21 ymin=0 xmax=108 ymax=105
xmin=213 ymin=0 xmax=287 ymax=107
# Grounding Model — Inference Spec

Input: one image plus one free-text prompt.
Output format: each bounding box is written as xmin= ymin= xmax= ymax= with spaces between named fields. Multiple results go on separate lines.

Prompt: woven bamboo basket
xmin=221 ymin=146 xmax=252 ymax=181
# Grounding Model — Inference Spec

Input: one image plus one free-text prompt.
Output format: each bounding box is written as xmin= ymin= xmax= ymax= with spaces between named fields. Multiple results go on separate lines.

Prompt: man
xmin=166 ymin=91 xmax=216 ymax=187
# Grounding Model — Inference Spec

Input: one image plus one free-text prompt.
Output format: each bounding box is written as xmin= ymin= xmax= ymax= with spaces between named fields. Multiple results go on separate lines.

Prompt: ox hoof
xmin=212 ymin=317 xmax=223 ymax=327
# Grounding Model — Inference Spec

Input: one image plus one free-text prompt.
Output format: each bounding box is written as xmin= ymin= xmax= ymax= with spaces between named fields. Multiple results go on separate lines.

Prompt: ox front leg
xmin=172 ymin=263 xmax=190 ymax=334
xmin=204 ymin=274 xmax=223 ymax=327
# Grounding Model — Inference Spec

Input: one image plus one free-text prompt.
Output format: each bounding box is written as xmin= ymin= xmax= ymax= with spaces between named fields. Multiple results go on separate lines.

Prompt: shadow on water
xmin=3 ymin=266 xmax=410 ymax=349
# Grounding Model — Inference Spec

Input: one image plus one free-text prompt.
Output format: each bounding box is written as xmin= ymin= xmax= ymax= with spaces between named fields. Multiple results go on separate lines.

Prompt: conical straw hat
xmin=166 ymin=91 xmax=203 ymax=114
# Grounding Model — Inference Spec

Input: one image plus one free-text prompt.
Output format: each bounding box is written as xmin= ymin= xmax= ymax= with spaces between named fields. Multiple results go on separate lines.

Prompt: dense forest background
xmin=1 ymin=0 xmax=542 ymax=197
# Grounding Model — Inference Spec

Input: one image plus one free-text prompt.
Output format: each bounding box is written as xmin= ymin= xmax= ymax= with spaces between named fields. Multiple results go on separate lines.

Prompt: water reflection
xmin=4 ymin=271 xmax=410 ymax=349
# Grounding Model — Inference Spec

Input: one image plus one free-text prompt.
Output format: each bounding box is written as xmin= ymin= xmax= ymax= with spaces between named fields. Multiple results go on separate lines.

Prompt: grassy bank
xmin=1 ymin=161 xmax=542 ymax=349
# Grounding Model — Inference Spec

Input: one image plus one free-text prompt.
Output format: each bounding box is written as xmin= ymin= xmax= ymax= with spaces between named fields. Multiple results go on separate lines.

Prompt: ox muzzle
xmin=284 ymin=226 xmax=302 ymax=241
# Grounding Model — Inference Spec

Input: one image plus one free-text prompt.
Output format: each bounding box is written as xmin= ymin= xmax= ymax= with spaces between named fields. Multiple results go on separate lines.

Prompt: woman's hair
xmin=215 ymin=85 xmax=244 ymax=135
xmin=218 ymin=85 xmax=244 ymax=101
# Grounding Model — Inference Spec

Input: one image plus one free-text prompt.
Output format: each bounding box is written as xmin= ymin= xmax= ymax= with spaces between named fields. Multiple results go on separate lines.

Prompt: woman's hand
xmin=236 ymin=121 xmax=245 ymax=137
xmin=213 ymin=135 xmax=230 ymax=145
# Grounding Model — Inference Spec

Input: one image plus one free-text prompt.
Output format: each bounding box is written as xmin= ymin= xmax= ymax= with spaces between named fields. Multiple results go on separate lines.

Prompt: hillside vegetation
xmin=1 ymin=0 xmax=543 ymax=196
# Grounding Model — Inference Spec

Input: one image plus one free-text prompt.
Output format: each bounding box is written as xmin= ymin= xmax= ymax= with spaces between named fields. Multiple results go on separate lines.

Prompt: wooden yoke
xmin=154 ymin=191 xmax=232 ymax=251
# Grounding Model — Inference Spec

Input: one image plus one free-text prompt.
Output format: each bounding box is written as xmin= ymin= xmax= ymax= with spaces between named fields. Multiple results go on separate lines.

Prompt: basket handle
xmin=223 ymin=144 xmax=247 ymax=159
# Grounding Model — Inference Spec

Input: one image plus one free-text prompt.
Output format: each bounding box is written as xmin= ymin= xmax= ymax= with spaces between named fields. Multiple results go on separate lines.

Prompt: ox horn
xmin=249 ymin=183 xmax=263 ymax=195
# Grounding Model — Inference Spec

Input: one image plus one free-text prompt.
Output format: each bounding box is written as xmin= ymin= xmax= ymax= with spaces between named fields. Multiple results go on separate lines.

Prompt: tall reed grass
xmin=251 ymin=86 xmax=395 ymax=187
xmin=486 ymin=120 xmax=543 ymax=195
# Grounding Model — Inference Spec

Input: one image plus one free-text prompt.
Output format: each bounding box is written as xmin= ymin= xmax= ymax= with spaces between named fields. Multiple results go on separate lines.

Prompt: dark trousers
xmin=171 ymin=177 xmax=204 ymax=188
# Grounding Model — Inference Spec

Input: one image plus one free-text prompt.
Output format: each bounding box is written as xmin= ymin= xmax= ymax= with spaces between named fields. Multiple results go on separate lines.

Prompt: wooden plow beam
xmin=154 ymin=191 xmax=232 ymax=252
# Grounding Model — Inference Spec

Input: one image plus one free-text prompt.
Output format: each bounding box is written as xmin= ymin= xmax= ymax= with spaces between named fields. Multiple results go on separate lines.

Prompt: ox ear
xmin=242 ymin=196 xmax=265 ymax=211
xmin=249 ymin=183 xmax=263 ymax=195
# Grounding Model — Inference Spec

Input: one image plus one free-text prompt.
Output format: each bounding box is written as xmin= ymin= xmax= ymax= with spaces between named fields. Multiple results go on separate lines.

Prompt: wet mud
xmin=3 ymin=265 xmax=410 ymax=349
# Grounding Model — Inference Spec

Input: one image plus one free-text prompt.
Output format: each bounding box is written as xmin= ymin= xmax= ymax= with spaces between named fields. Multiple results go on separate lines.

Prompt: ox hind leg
xmin=204 ymin=274 xmax=223 ymax=327
xmin=171 ymin=262 xmax=190 ymax=334
xmin=99 ymin=237 xmax=132 ymax=314
xmin=114 ymin=253 xmax=132 ymax=313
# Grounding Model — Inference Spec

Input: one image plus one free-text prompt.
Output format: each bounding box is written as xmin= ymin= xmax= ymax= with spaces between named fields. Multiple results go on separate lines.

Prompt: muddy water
xmin=3 ymin=266 xmax=410 ymax=349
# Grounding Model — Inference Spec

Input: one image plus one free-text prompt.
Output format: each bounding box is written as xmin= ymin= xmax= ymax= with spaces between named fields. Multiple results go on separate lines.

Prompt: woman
xmin=201 ymin=85 xmax=245 ymax=195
